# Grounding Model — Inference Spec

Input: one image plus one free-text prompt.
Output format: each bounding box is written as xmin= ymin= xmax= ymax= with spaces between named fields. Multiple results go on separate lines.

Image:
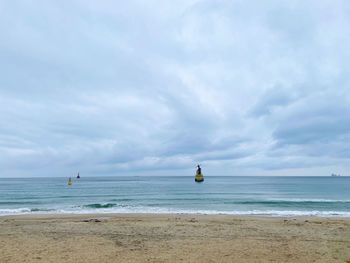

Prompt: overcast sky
xmin=1 ymin=0 xmax=350 ymax=177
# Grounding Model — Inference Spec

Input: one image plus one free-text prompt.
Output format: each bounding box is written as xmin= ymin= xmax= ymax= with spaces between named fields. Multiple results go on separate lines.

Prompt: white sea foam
xmin=1 ymin=206 xmax=350 ymax=217
xmin=0 ymin=208 xmax=32 ymax=215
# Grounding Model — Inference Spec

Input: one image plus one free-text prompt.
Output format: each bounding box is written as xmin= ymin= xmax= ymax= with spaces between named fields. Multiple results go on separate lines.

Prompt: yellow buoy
xmin=195 ymin=173 xmax=204 ymax=182
xmin=195 ymin=164 xmax=204 ymax=182
xmin=68 ymin=177 xmax=72 ymax=185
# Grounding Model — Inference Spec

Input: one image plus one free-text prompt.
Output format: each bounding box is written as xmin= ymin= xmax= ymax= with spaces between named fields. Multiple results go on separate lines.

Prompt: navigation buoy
xmin=195 ymin=173 xmax=204 ymax=182
xmin=68 ymin=177 xmax=72 ymax=185
xmin=195 ymin=164 xmax=204 ymax=182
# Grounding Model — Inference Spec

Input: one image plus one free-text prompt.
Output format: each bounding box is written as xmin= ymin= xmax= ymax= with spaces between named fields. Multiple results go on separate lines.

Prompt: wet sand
xmin=0 ymin=213 xmax=350 ymax=263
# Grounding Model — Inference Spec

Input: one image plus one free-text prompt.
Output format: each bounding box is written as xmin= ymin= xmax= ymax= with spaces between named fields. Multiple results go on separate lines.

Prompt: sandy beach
xmin=0 ymin=214 xmax=349 ymax=263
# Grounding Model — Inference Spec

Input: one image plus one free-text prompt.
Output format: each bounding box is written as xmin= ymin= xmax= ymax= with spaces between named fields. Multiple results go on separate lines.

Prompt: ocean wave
xmin=222 ymin=200 xmax=350 ymax=206
xmin=265 ymin=198 xmax=350 ymax=203
xmin=83 ymin=203 xmax=117 ymax=208
xmin=0 ymin=208 xmax=32 ymax=214
xmin=109 ymin=199 xmax=134 ymax=202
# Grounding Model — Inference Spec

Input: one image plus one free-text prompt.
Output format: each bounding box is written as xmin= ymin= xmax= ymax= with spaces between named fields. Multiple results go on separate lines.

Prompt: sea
xmin=1 ymin=176 xmax=350 ymax=217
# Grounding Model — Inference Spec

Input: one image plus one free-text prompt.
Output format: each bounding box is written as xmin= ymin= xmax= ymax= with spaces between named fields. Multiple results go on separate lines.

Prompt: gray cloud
xmin=1 ymin=0 xmax=350 ymax=177
xmin=272 ymin=92 xmax=350 ymax=146
xmin=250 ymin=85 xmax=298 ymax=117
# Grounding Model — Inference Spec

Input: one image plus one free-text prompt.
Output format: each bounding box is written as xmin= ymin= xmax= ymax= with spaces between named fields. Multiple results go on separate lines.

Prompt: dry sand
xmin=0 ymin=213 xmax=350 ymax=263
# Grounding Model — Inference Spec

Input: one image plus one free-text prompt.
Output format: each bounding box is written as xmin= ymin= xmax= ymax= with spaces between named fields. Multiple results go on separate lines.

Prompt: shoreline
xmin=2 ymin=212 xmax=350 ymax=219
xmin=2 ymin=211 xmax=350 ymax=218
xmin=1 ymin=213 xmax=350 ymax=262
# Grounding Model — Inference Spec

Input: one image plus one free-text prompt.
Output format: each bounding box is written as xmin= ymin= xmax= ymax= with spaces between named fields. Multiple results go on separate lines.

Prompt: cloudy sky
xmin=1 ymin=0 xmax=350 ymax=177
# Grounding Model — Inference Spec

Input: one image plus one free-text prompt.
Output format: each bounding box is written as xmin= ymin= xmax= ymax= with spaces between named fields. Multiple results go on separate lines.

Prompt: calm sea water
xmin=1 ymin=176 xmax=350 ymax=217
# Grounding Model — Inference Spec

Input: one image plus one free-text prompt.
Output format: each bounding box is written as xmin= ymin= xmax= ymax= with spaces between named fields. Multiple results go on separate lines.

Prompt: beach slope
xmin=0 ymin=214 xmax=349 ymax=263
